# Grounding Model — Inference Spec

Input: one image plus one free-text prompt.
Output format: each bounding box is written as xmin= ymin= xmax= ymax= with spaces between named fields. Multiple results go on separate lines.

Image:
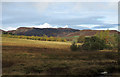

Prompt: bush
xmin=82 ymin=36 xmax=107 ymax=50
xmin=70 ymin=42 xmax=78 ymax=51
xmin=77 ymin=35 xmax=85 ymax=43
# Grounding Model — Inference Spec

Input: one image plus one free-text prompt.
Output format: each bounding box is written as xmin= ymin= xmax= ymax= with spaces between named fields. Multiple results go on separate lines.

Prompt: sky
xmin=1 ymin=2 xmax=119 ymax=31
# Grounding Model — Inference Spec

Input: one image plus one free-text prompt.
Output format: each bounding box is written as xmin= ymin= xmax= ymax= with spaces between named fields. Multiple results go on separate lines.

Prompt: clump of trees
xmin=95 ymin=30 xmax=119 ymax=49
xmin=2 ymin=34 xmax=67 ymax=42
xmin=71 ymin=36 xmax=109 ymax=51
xmin=82 ymin=36 xmax=108 ymax=50
xmin=70 ymin=30 xmax=119 ymax=51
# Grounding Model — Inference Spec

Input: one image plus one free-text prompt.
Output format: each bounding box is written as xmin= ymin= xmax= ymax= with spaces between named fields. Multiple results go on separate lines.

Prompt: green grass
xmin=2 ymin=37 xmax=120 ymax=76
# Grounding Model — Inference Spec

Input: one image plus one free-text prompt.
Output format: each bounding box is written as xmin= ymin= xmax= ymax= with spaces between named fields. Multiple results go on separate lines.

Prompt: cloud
xmin=2 ymin=23 xmax=71 ymax=31
xmin=49 ymin=16 xmax=105 ymax=26
xmin=75 ymin=24 xmax=118 ymax=30
xmin=92 ymin=24 xmax=118 ymax=29
xmin=95 ymin=26 xmax=118 ymax=30
xmin=93 ymin=24 xmax=118 ymax=31
xmin=76 ymin=24 xmax=100 ymax=29
xmin=1 ymin=23 xmax=119 ymax=31
xmin=32 ymin=2 xmax=50 ymax=14
xmin=5 ymin=27 xmax=18 ymax=31
xmin=74 ymin=2 xmax=118 ymax=12
xmin=31 ymin=23 xmax=58 ymax=28
xmin=1 ymin=0 xmax=119 ymax=2
xmin=28 ymin=23 xmax=69 ymax=28
xmin=3 ymin=2 xmax=115 ymax=26
xmin=63 ymin=25 xmax=68 ymax=28
xmin=31 ymin=23 xmax=69 ymax=29
xmin=2 ymin=2 xmax=118 ymax=31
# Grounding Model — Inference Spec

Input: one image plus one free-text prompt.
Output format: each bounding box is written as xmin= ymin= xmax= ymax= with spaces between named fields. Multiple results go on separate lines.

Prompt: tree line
xmin=2 ymin=34 xmax=67 ymax=42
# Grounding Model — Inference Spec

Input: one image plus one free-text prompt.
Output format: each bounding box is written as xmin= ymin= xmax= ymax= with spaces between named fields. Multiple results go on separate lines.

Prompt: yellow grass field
xmin=2 ymin=37 xmax=119 ymax=77
xmin=2 ymin=37 xmax=71 ymax=50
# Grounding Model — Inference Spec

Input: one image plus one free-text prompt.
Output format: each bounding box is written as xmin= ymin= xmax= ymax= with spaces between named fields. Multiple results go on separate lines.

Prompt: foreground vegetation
xmin=2 ymin=37 xmax=120 ymax=77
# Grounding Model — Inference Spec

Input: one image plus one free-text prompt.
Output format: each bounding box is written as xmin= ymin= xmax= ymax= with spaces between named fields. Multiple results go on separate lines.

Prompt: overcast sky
xmin=1 ymin=2 xmax=118 ymax=31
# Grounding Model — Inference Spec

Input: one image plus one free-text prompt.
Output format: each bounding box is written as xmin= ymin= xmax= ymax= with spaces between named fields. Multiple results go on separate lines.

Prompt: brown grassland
xmin=2 ymin=37 xmax=120 ymax=77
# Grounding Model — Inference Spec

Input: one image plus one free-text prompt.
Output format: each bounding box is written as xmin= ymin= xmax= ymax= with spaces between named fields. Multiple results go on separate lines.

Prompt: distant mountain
xmin=7 ymin=30 xmax=16 ymax=33
xmin=0 ymin=29 xmax=4 ymax=32
xmin=0 ymin=29 xmax=6 ymax=34
xmin=66 ymin=29 xmax=119 ymax=37
xmin=5 ymin=27 xmax=119 ymax=37
xmin=8 ymin=27 xmax=80 ymax=37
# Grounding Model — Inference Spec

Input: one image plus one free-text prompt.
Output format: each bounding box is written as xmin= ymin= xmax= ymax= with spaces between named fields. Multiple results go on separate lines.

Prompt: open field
xmin=2 ymin=37 xmax=120 ymax=77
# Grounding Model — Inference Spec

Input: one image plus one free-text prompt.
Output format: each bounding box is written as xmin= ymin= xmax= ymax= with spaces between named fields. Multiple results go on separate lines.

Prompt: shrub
xmin=77 ymin=35 xmax=85 ymax=43
xmin=70 ymin=42 xmax=78 ymax=51
xmin=82 ymin=36 xmax=107 ymax=50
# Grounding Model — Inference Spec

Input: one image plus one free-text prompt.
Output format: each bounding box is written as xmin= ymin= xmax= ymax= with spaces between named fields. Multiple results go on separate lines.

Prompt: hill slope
xmin=3 ymin=27 xmax=119 ymax=37
xmin=66 ymin=30 xmax=119 ymax=37
xmin=10 ymin=27 xmax=80 ymax=37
